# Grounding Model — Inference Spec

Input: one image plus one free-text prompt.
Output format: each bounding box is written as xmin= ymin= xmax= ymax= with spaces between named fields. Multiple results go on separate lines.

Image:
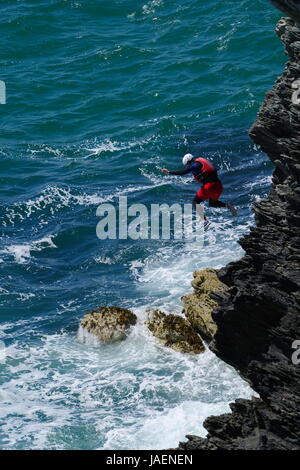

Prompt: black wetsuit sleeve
xmin=168 ymin=167 xmax=193 ymax=176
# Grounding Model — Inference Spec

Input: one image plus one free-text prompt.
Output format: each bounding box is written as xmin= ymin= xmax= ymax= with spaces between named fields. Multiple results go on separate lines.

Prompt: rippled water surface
xmin=0 ymin=0 xmax=283 ymax=449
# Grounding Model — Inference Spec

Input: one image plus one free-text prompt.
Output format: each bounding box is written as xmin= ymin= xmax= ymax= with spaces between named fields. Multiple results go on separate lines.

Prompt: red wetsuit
xmin=169 ymin=157 xmax=223 ymax=201
xmin=193 ymin=157 xmax=223 ymax=201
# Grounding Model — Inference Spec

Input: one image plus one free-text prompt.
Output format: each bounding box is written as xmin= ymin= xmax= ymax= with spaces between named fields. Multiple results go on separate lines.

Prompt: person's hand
xmin=162 ymin=168 xmax=170 ymax=173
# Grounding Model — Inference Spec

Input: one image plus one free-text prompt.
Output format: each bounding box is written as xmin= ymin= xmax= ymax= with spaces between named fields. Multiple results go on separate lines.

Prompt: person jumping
xmin=162 ymin=153 xmax=237 ymax=226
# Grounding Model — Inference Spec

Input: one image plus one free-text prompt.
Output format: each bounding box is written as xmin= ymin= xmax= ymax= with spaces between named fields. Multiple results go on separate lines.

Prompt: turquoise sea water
xmin=0 ymin=0 xmax=283 ymax=449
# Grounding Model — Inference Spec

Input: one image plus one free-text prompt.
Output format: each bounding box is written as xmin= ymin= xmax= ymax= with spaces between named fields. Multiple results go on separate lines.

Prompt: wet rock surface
xmin=180 ymin=2 xmax=300 ymax=450
xmin=79 ymin=306 xmax=137 ymax=343
xmin=146 ymin=309 xmax=205 ymax=354
xmin=182 ymin=269 xmax=228 ymax=341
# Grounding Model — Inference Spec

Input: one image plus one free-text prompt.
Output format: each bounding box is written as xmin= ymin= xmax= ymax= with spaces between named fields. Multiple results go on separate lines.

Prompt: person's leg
xmin=207 ymin=182 xmax=237 ymax=216
xmin=209 ymin=197 xmax=237 ymax=215
xmin=193 ymin=190 xmax=209 ymax=224
xmin=192 ymin=194 xmax=204 ymax=209
xmin=209 ymin=199 xmax=227 ymax=208
xmin=226 ymin=202 xmax=237 ymax=216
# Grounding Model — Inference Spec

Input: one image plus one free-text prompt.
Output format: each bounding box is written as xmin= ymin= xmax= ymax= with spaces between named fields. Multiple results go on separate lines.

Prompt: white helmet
xmin=182 ymin=153 xmax=194 ymax=166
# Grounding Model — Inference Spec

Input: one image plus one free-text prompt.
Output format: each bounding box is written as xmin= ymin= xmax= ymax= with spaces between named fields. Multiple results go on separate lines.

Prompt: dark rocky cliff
xmin=180 ymin=0 xmax=300 ymax=450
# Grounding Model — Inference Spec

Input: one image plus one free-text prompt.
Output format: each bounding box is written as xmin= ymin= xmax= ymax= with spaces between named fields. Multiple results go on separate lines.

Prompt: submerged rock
xmin=182 ymin=269 xmax=228 ymax=341
xmin=146 ymin=309 xmax=205 ymax=354
xmin=79 ymin=306 xmax=137 ymax=344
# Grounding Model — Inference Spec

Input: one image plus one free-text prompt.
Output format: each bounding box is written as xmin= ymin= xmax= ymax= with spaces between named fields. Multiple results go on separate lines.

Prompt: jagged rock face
xmin=270 ymin=0 xmax=300 ymax=22
xmin=181 ymin=5 xmax=300 ymax=451
xmin=182 ymin=269 xmax=228 ymax=341
xmin=179 ymin=397 xmax=296 ymax=450
xmin=146 ymin=309 xmax=205 ymax=354
xmin=79 ymin=306 xmax=137 ymax=344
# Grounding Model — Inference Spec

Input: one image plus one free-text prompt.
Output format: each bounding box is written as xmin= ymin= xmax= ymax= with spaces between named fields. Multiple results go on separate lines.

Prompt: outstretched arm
xmin=162 ymin=167 xmax=192 ymax=175
xmin=162 ymin=161 xmax=202 ymax=176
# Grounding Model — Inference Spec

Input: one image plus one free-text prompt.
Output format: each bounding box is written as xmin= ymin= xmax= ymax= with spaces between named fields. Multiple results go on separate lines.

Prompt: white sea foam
xmin=3 ymin=186 xmax=102 ymax=225
xmin=0 ymin=236 xmax=57 ymax=264
xmin=0 ymin=172 xmax=268 ymax=450
xmin=77 ymin=325 xmax=102 ymax=347
xmin=3 ymin=184 xmax=159 ymax=226
xmin=142 ymin=0 xmax=164 ymax=16
xmin=243 ymin=174 xmax=272 ymax=190
xmin=129 ymin=215 xmax=251 ymax=312
xmin=83 ymin=139 xmax=128 ymax=157
xmin=27 ymin=145 xmax=62 ymax=157
xmin=217 ymin=21 xmax=241 ymax=51
xmin=0 ymin=318 xmax=256 ymax=450
xmin=103 ymin=400 xmax=231 ymax=450
xmin=140 ymin=166 xmax=192 ymax=186
xmin=25 ymin=136 xmax=156 ymax=161
xmin=94 ymin=256 xmax=115 ymax=264
xmin=0 ymin=208 xmax=257 ymax=449
xmin=83 ymin=135 xmax=156 ymax=158
xmin=17 ymin=293 xmax=36 ymax=301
